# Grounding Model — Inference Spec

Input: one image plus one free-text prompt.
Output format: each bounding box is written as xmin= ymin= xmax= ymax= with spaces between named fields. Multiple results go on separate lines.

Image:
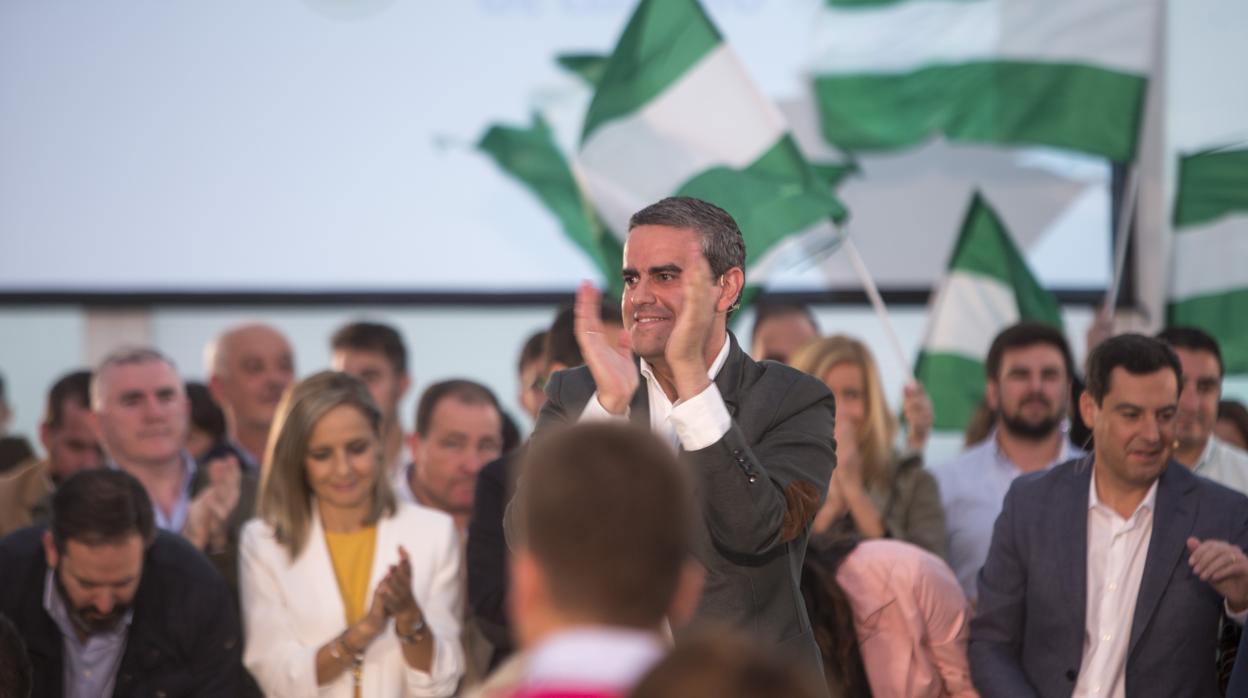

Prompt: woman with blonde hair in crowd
xmin=240 ymin=371 xmax=463 ymax=697
xmin=790 ymin=335 xmax=946 ymax=556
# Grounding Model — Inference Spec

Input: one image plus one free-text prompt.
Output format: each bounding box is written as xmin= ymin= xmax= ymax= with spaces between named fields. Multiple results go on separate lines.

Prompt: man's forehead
xmin=623 ymin=225 xmax=702 ymax=262
xmin=1000 ymin=344 xmax=1066 ymax=369
xmin=430 ymin=396 xmax=501 ymax=432
xmin=1103 ymin=367 xmax=1178 ymax=403
xmin=1173 ymin=347 xmax=1221 ymax=376
xmin=101 ymin=360 xmax=181 ymax=395
xmin=225 ymin=327 xmax=291 ymax=361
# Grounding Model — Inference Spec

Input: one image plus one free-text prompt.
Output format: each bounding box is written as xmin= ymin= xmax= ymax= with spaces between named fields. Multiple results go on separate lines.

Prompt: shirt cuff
xmin=670 ymin=382 xmax=731 ymax=451
xmin=580 ymin=392 xmax=629 ymax=422
xmin=1225 ymin=599 xmax=1248 ymax=625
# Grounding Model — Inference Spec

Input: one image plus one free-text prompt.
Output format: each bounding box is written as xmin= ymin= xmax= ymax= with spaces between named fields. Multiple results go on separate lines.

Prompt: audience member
xmin=802 ymin=539 xmax=975 ymax=698
xmin=505 ymin=422 xmax=699 ymax=698
xmin=0 ymin=468 xmax=246 ymax=696
xmin=1157 ymin=327 xmax=1248 ymax=495
xmin=1218 ymin=399 xmax=1248 ymax=451
xmin=398 ymin=379 xmax=503 ymax=534
xmin=750 ymin=302 xmax=819 ymax=364
xmin=970 ymin=334 xmax=1248 ymax=697
xmin=628 ymin=631 xmax=823 ymax=698
xmin=206 ymin=322 xmax=295 ymax=470
xmin=185 ymin=381 xmax=227 ymax=462
xmin=790 ymin=336 xmax=944 ymax=556
xmin=0 ymin=613 xmax=33 ymax=698
xmin=467 ymin=304 xmax=622 ymax=677
xmin=532 ymin=197 xmax=835 ymax=688
xmin=932 ymin=323 xmax=1084 ymax=600
xmin=516 ymin=330 xmax=548 ymax=424
xmin=0 ymin=371 xmax=102 ymax=536
xmin=240 ymin=371 xmax=462 ymax=697
xmin=91 ymin=347 xmax=254 ymax=587
xmin=332 ymin=320 xmax=413 ymax=477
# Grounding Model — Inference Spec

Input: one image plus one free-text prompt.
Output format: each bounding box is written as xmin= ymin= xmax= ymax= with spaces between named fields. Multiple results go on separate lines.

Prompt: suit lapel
xmin=1058 ymin=459 xmax=1092 ymax=633
xmin=1129 ymin=463 xmax=1197 ymax=657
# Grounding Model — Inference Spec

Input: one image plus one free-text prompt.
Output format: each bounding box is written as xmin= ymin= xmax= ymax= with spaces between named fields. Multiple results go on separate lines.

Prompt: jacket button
xmin=1065 ymin=669 xmax=1077 ymax=681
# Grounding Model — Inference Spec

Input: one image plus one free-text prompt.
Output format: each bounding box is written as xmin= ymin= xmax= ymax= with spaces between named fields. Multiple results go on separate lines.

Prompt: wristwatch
xmin=395 ymin=616 xmax=427 ymax=645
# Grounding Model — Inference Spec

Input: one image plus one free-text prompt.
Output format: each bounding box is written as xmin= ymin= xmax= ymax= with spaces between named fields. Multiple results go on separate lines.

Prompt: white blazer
xmin=240 ymin=501 xmax=464 ymax=697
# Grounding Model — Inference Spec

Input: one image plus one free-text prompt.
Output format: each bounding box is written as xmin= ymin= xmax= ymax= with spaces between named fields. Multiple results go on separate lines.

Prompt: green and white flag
xmin=915 ymin=192 xmax=1062 ymax=431
xmin=477 ymin=114 xmax=623 ymax=296
xmin=574 ymin=0 xmax=846 ymax=296
xmin=811 ymin=0 xmax=1159 ymax=162
xmin=1167 ymin=145 xmax=1248 ymax=372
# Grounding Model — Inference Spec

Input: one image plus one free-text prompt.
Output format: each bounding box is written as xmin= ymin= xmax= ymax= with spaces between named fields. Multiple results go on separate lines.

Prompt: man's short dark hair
xmin=985 ymin=322 xmax=1075 ymax=383
xmin=1084 ymin=334 xmax=1183 ymax=405
xmin=629 ymin=197 xmax=746 ymax=308
xmin=517 ymin=330 xmax=547 ymax=374
xmin=50 ymin=469 xmax=156 ymax=553
xmin=414 ymin=379 xmax=501 ymax=437
xmin=331 ymin=321 xmax=408 ymax=375
xmin=1157 ymin=326 xmax=1224 ymax=377
xmin=0 ymin=614 xmax=31 ymax=698
xmin=514 ymin=422 xmax=692 ymax=628
xmin=750 ymin=303 xmax=819 ymax=344
xmin=43 ymin=370 xmax=92 ymax=431
xmin=545 ymin=303 xmax=624 ymax=369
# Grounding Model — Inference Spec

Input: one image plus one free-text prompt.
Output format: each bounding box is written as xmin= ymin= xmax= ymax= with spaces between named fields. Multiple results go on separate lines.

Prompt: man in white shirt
xmin=969 ymin=334 xmax=1248 ymax=698
xmin=1157 ymin=326 xmax=1248 ymax=495
xmin=933 ymin=322 xmax=1085 ymax=600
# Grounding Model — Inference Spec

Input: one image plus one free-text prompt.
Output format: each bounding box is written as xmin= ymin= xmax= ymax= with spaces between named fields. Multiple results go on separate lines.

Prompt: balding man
xmin=206 ymin=324 xmax=295 ymax=470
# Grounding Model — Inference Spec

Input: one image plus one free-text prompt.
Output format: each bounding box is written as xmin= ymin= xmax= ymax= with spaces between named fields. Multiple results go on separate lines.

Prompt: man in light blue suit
xmin=970 ymin=334 xmax=1248 ymax=698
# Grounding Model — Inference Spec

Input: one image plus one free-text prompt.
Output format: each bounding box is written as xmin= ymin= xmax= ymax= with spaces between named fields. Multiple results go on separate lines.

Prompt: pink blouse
xmin=835 ymin=539 xmax=979 ymax=698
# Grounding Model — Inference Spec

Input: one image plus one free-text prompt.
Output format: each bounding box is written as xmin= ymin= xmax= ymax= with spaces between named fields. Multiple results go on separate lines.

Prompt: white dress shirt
xmin=1074 ymin=470 xmax=1158 ymax=698
xmin=580 ymin=335 xmax=731 ymax=451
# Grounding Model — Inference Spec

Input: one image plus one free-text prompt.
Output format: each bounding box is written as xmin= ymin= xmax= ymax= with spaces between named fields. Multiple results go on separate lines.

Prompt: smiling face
xmin=304 ymin=404 xmax=381 ymax=520
xmin=1081 ymin=367 xmax=1179 ymax=491
xmin=621 ymin=225 xmax=705 ymax=363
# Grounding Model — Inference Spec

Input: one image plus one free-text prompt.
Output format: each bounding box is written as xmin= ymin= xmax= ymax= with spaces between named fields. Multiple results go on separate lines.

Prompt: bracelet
xmin=395 ymin=616 xmax=427 ymax=645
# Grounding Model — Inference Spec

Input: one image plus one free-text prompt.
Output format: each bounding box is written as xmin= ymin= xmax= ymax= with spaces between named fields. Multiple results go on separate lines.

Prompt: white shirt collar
xmin=525 ymin=626 xmax=667 ymax=691
xmin=637 ymin=334 xmax=731 ymax=388
xmin=1088 ymin=465 xmax=1159 ymax=518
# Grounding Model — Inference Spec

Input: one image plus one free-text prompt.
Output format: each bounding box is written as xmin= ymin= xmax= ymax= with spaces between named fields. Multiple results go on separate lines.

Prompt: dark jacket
xmin=969 ymin=456 xmax=1248 ymax=697
xmin=534 ymin=333 xmax=836 ymax=687
xmin=0 ymin=527 xmax=247 ymax=697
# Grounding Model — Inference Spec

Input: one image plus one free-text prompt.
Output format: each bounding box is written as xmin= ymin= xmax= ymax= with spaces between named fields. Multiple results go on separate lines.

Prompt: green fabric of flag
xmin=1167 ymin=146 xmax=1248 ymax=372
xmin=915 ymin=192 xmax=1062 ymax=430
xmin=811 ymin=0 xmax=1158 ymax=162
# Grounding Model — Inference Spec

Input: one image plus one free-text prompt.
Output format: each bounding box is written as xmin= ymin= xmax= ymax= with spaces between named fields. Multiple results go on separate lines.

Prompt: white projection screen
xmin=0 ymin=0 xmax=1112 ymax=296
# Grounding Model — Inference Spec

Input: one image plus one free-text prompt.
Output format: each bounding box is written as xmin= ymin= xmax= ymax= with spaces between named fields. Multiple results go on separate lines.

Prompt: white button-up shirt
xmin=581 ymin=335 xmax=732 ymax=452
xmin=1073 ymin=470 xmax=1158 ymax=698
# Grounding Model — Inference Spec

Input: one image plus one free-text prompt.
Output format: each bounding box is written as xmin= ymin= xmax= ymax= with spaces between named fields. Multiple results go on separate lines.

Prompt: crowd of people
xmin=1 ymin=195 xmax=1248 ymax=698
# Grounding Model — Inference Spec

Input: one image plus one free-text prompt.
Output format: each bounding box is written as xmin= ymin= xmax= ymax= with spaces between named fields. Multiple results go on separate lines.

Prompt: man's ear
xmin=985 ymin=379 xmax=1001 ymax=411
xmin=1078 ymin=390 xmax=1097 ymax=430
xmin=717 ymin=268 xmax=746 ymax=314
xmin=42 ymin=530 xmax=59 ymax=570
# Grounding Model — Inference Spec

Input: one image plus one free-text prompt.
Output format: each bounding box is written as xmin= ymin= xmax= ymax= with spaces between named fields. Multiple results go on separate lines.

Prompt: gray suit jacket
xmin=534 ymin=333 xmax=836 ymax=680
xmin=969 ymin=455 xmax=1248 ymax=697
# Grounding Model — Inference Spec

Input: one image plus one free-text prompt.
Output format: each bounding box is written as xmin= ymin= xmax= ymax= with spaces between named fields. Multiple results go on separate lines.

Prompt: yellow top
xmin=325 ymin=525 xmax=378 ymax=625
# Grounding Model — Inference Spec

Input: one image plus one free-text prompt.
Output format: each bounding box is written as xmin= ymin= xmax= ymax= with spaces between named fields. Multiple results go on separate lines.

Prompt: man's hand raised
xmin=575 ymin=281 xmax=637 ymax=415
xmin=666 ymin=242 xmax=718 ymax=401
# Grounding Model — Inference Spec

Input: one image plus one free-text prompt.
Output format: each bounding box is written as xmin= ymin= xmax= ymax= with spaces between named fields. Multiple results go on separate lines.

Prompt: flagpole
xmin=1104 ymin=161 xmax=1140 ymax=314
xmin=838 ymin=224 xmax=915 ymax=382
